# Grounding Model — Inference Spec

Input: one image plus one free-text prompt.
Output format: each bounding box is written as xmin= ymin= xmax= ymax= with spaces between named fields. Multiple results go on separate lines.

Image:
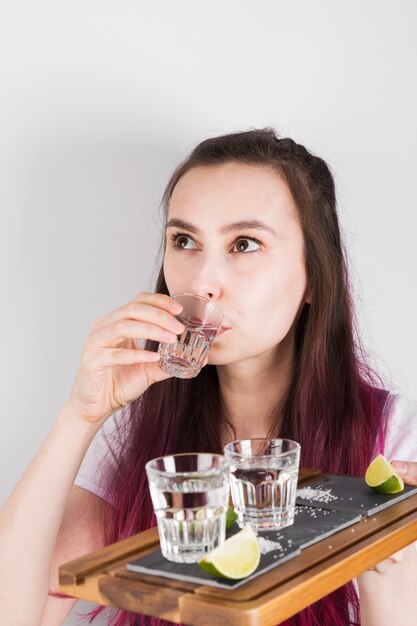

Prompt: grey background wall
xmin=1 ymin=1 xmax=416 ymax=623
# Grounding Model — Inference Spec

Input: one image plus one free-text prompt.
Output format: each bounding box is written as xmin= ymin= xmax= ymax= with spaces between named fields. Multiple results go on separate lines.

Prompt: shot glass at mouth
xmin=224 ymin=438 xmax=301 ymax=531
xmin=158 ymin=293 xmax=224 ymax=379
xmin=145 ymin=453 xmax=230 ymax=563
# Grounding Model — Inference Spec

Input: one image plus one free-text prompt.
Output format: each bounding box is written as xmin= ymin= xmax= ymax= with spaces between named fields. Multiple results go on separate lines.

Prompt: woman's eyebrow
xmin=166 ymin=218 xmax=277 ymax=236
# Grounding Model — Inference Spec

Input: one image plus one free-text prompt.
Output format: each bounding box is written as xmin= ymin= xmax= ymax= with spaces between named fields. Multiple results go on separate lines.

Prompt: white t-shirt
xmin=74 ymin=405 xmax=129 ymax=507
xmin=74 ymin=393 xmax=417 ymax=503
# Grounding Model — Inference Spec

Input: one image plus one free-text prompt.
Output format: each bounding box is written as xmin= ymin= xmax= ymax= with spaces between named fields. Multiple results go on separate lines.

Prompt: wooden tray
xmin=59 ymin=469 xmax=417 ymax=625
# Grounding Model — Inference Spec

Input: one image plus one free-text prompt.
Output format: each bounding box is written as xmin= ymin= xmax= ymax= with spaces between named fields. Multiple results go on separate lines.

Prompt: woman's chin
xmin=207 ymin=348 xmax=240 ymax=367
xmin=207 ymin=351 xmax=226 ymax=366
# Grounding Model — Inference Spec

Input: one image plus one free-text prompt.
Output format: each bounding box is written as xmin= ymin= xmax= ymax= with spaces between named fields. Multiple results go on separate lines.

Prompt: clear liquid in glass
xmin=149 ymin=477 xmax=229 ymax=563
xmin=229 ymin=466 xmax=299 ymax=530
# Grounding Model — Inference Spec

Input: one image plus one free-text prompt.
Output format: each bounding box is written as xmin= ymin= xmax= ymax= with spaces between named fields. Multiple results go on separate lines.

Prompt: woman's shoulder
xmin=383 ymin=391 xmax=417 ymax=462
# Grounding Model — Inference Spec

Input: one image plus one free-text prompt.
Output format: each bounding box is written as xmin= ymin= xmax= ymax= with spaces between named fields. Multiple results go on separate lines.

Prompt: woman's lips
xmin=216 ymin=327 xmax=230 ymax=337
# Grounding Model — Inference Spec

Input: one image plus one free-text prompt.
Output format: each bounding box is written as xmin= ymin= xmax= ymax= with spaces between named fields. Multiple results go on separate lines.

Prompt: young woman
xmin=1 ymin=129 xmax=417 ymax=626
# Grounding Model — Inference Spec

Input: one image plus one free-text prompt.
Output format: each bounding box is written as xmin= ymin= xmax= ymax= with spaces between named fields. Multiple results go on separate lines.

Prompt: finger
xmin=131 ymin=291 xmax=183 ymax=311
xmin=92 ymin=298 xmax=182 ymax=333
xmin=369 ymin=548 xmax=407 ymax=573
xmin=370 ymin=560 xmax=391 ymax=574
xmin=391 ymin=460 xmax=417 ymax=486
xmin=93 ymin=347 xmax=161 ymax=368
xmin=88 ymin=319 xmax=183 ymax=349
xmin=91 ymin=293 xmax=183 ymax=332
xmin=389 ymin=548 xmax=407 ymax=563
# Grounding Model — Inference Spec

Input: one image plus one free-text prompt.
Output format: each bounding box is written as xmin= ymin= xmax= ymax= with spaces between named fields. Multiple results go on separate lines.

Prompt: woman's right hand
xmin=64 ymin=292 xmax=185 ymax=424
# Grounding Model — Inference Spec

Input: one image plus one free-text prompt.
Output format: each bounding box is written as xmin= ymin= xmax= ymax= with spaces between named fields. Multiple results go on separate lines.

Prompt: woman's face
xmin=163 ymin=162 xmax=310 ymax=366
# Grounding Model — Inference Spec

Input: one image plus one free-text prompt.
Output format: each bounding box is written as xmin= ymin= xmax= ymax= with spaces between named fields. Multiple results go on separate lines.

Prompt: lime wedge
xmin=198 ymin=526 xmax=260 ymax=579
xmin=365 ymin=454 xmax=405 ymax=494
xmin=225 ymin=506 xmax=238 ymax=529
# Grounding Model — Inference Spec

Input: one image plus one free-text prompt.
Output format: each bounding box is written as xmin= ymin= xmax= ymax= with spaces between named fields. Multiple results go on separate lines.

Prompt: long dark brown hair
xmin=87 ymin=129 xmax=385 ymax=626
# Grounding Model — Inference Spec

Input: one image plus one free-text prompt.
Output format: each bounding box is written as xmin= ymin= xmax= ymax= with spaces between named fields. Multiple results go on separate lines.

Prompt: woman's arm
xmin=38 ymin=486 xmax=114 ymax=626
xmin=358 ymin=460 xmax=417 ymax=626
xmin=0 ymin=292 xmax=184 ymax=626
xmin=358 ymin=543 xmax=417 ymax=626
xmin=0 ymin=404 xmax=101 ymax=626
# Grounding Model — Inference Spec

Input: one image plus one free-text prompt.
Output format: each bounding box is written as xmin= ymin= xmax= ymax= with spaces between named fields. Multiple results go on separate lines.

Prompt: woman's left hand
xmin=367 ymin=459 xmax=417 ymax=573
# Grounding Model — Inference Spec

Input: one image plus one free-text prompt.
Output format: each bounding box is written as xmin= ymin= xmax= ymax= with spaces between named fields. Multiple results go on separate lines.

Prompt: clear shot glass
xmin=224 ymin=438 xmax=301 ymax=531
xmin=158 ymin=293 xmax=224 ymax=379
xmin=146 ymin=453 xmax=230 ymax=563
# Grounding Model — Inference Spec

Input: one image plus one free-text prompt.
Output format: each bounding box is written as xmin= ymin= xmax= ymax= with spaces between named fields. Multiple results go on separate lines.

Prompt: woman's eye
xmin=171 ymin=234 xmax=196 ymax=249
xmin=170 ymin=233 xmax=260 ymax=253
xmin=233 ymin=238 xmax=261 ymax=253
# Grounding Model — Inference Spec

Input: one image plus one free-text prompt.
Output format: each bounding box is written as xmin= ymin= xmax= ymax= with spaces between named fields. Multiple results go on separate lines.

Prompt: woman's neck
xmin=216 ymin=331 xmax=295 ymax=446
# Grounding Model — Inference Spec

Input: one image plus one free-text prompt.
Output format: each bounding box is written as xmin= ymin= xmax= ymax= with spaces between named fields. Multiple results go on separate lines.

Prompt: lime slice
xmin=225 ymin=506 xmax=238 ymax=529
xmin=365 ymin=454 xmax=405 ymax=494
xmin=198 ymin=526 xmax=260 ymax=579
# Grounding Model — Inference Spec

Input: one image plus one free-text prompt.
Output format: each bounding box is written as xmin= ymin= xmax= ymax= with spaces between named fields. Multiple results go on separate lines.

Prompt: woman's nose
xmin=190 ymin=259 xmax=223 ymax=302
xmin=191 ymin=282 xmax=221 ymax=301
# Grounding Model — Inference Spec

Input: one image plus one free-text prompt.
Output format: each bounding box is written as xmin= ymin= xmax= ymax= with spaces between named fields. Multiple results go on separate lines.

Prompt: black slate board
xmin=283 ymin=505 xmax=361 ymax=549
xmin=295 ymin=475 xmax=417 ymax=516
xmin=126 ymin=506 xmax=360 ymax=589
xmin=127 ymin=476 xmax=417 ymax=589
xmin=127 ymin=537 xmax=300 ymax=590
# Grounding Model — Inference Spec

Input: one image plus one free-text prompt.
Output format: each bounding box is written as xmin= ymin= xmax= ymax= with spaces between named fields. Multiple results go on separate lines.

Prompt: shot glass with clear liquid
xmin=158 ymin=293 xmax=224 ymax=379
xmin=224 ymin=438 xmax=301 ymax=531
xmin=145 ymin=453 xmax=230 ymax=563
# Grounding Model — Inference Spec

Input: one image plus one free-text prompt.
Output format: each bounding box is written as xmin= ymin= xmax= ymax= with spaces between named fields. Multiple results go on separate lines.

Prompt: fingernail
xmin=392 ymin=461 xmax=408 ymax=475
